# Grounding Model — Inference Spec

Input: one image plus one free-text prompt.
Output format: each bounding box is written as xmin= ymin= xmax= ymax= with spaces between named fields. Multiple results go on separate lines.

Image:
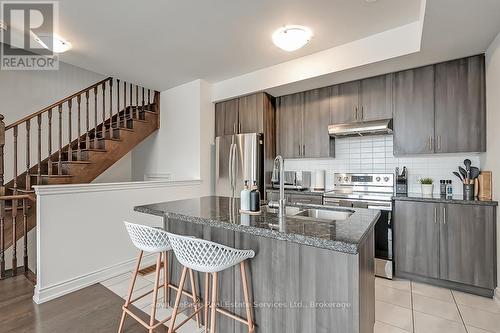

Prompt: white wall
xmin=33 ymin=180 xmax=203 ymax=304
xmin=285 ymin=135 xmax=481 ymax=196
xmin=92 ymin=152 xmax=132 ymax=183
xmin=483 ymin=30 xmax=500 ymax=293
xmin=131 ymin=79 xmax=214 ymax=194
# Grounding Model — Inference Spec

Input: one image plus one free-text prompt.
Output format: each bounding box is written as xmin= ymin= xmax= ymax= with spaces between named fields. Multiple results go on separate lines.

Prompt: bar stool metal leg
xmin=210 ymin=271 xmax=219 ymax=333
xmin=188 ymin=268 xmax=201 ymax=327
xmin=240 ymin=261 xmax=254 ymax=333
xmin=149 ymin=253 xmax=162 ymax=333
xmin=118 ymin=250 xmax=143 ymax=333
xmin=168 ymin=266 xmax=188 ymax=333
xmin=204 ymin=272 xmax=210 ymax=333
xmin=163 ymin=251 xmax=169 ymax=307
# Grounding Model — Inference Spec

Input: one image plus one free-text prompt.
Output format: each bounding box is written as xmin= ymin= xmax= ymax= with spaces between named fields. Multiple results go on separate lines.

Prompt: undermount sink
xmin=292 ymin=208 xmax=353 ymax=221
xmin=265 ymin=206 xmax=303 ymax=215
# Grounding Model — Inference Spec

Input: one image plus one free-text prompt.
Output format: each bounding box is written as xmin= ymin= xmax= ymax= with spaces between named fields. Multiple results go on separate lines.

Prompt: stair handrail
xmin=0 ymin=76 xmax=159 ymax=280
xmin=5 ymin=77 xmax=112 ymax=131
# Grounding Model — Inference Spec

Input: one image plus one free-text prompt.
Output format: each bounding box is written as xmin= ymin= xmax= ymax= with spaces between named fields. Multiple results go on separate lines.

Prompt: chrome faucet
xmin=270 ymin=155 xmax=286 ymax=218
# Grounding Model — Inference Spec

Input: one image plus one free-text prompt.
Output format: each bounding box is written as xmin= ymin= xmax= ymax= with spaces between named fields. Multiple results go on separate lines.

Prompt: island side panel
xmin=235 ymin=230 xmax=362 ymax=333
xmin=358 ymin=228 xmax=375 ymax=333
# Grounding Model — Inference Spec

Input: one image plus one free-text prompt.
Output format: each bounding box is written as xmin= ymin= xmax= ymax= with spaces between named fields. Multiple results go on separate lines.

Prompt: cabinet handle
xmin=238 ymin=122 xmax=241 ymax=134
xmin=298 ymin=144 xmax=301 ymax=156
xmin=434 ymin=207 xmax=437 ymax=224
xmin=429 ymin=136 xmax=433 ymax=151
xmin=233 ymin=123 xmax=236 ymax=134
xmin=437 ymin=135 xmax=441 ymax=151
xmin=443 ymin=207 xmax=447 ymax=224
xmin=361 ymin=106 xmax=364 ymax=120
xmin=303 ymin=144 xmax=306 ymax=156
xmin=355 ymin=106 xmax=358 ymax=120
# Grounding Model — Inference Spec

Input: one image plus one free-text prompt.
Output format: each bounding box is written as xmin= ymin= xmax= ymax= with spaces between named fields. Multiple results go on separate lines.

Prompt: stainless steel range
xmin=324 ymin=173 xmax=394 ymax=279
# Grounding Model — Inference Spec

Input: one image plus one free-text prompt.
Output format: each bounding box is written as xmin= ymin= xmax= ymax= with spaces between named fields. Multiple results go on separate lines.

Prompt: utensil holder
xmin=463 ymin=184 xmax=475 ymax=201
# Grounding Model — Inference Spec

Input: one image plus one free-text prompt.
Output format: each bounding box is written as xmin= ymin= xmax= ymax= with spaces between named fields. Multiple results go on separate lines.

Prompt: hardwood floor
xmin=0 ymin=275 xmax=151 ymax=333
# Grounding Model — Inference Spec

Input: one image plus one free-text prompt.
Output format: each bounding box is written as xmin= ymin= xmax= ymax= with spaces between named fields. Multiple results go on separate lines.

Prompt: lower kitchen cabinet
xmin=394 ymin=201 xmax=440 ymax=279
xmin=440 ymin=203 xmax=496 ymax=289
xmin=394 ymin=200 xmax=497 ymax=296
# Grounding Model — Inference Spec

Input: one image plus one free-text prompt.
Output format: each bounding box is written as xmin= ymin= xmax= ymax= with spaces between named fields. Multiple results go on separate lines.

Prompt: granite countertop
xmin=266 ymin=188 xmax=329 ymax=196
xmin=393 ymin=193 xmax=498 ymax=206
xmin=135 ymin=196 xmax=380 ymax=255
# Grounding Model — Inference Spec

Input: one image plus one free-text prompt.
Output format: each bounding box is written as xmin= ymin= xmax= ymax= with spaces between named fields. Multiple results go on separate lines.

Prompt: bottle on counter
xmin=249 ymin=181 xmax=261 ymax=212
xmin=440 ymin=180 xmax=447 ymax=196
xmin=446 ymin=180 xmax=453 ymax=198
xmin=240 ymin=180 xmax=251 ymax=211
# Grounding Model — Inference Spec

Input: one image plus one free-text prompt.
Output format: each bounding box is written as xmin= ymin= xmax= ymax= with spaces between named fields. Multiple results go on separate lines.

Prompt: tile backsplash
xmin=284 ymin=135 xmax=481 ymax=195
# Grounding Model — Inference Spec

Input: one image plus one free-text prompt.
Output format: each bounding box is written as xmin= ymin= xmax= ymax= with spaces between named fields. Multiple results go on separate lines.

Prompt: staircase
xmin=0 ymin=77 xmax=160 ymax=280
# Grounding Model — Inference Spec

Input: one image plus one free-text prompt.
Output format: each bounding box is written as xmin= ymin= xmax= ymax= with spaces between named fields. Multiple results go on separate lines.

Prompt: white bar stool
xmin=166 ymin=232 xmax=255 ymax=333
xmin=118 ymin=222 xmax=202 ymax=333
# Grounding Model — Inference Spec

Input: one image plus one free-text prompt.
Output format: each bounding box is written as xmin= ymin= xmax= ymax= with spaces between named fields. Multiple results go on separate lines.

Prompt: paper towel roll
xmin=315 ymin=170 xmax=326 ymax=190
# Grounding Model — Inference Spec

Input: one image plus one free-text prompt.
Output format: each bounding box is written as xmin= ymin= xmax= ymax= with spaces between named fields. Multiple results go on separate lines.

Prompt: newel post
xmin=154 ymin=91 xmax=160 ymax=129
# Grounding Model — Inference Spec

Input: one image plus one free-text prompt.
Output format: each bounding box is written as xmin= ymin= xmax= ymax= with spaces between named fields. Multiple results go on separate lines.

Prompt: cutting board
xmin=478 ymin=171 xmax=492 ymax=201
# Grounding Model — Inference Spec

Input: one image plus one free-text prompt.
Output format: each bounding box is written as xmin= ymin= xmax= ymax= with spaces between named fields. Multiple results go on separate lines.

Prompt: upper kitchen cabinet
xmin=215 ymin=98 xmax=239 ymax=137
xmin=434 ymin=55 xmax=486 ymax=153
xmin=393 ymin=65 xmax=436 ymax=155
xmin=276 ymin=88 xmax=334 ymax=159
xmin=303 ymin=87 xmax=333 ymax=158
xmin=360 ymin=74 xmax=393 ymax=121
xmin=276 ymin=92 xmax=303 ymax=158
xmin=215 ymin=92 xmax=275 ymax=136
xmin=331 ymin=81 xmax=359 ymax=124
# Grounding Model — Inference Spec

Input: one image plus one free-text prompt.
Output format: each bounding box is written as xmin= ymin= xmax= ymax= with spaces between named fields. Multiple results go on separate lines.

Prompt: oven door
xmin=324 ymin=197 xmax=393 ymax=279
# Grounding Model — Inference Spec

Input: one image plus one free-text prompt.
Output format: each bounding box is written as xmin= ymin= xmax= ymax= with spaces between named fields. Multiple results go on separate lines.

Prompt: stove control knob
xmin=337 ymin=176 xmax=342 ymax=181
xmin=376 ymin=177 xmax=381 ymax=182
xmin=344 ymin=177 xmax=349 ymax=182
xmin=384 ymin=176 xmax=390 ymax=182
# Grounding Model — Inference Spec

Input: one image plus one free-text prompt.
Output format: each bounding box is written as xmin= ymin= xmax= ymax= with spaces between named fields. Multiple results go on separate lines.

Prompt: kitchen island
xmin=135 ymin=196 xmax=380 ymax=333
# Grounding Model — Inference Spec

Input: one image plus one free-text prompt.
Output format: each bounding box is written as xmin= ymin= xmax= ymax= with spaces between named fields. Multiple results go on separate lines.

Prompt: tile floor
xmin=101 ymin=271 xmax=500 ymax=333
xmin=375 ymin=277 xmax=500 ymax=333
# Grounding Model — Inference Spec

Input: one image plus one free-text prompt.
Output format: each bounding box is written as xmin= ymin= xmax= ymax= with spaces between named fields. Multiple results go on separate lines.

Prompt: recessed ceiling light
xmin=272 ymin=25 xmax=313 ymax=52
xmin=34 ymin=34 xmax=72 ymax=53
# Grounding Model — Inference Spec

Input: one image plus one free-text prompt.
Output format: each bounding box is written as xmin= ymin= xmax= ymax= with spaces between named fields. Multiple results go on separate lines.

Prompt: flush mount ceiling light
xmin=272 ymin=25 xmax=313 ymax=52
xmin=34 ymin=34 xmax=72 ymax=53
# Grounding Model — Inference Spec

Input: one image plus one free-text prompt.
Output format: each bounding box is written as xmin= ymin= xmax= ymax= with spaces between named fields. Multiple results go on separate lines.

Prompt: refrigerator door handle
xmin=232 ymin=143 xmax=237 ymax=189
xmin=228 ymin=143 xmax=234 ymax=191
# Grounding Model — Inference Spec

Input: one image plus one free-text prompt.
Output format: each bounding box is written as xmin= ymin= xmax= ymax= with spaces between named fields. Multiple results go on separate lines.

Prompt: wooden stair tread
xmin=51 ymin=160 xmax=92 ymax=165
xmin=8 ymin=188 xmax=35 ymax=194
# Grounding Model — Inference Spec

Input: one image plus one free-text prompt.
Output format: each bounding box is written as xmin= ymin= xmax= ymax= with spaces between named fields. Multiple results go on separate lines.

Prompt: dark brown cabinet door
xmin=439 ymin=204 xmax=496 ymax=289
xmin=331 ymin=81 xmax=359 ymax=124
xmin=276 ymin=93 xmax=303 ymax=158
xmin=215 ymin=99 xmax=239 ymax=137
xmin=238 ymin=93 xmax=264 ymax=133
xmin=302 ymin=87 xmax=332 ymax=158
xmin=393 ymin=66 xmax=435 ymax=155
xmin=435 ymin=55 xmax=486 ymax=153
xmin=394 ymin=201 xmax=440 ymax=278
xmin=360 ymin=74 xmax=393 ymax=121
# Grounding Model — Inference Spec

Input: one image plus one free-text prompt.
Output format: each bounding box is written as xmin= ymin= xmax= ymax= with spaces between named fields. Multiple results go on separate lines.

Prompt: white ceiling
xmin=55 ymin=0 xmax=421 ymax=90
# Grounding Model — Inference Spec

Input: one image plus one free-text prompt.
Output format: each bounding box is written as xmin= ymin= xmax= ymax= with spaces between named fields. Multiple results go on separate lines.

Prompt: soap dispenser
xmin=240 ymin=180 xmax=251 ymax=211
xmin=249 ymin=181 xmax=261 ymax=212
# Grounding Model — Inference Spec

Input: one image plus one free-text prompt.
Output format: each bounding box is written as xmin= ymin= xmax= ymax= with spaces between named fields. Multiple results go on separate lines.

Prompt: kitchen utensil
xmin=464 ymin=159 xmax=472 ymax=171
xmin=453 ymin=171 xmax=463 ymax=182
xmin=474 ymin=178 xmax=479 ymax=197
xmin=458 ymin=166 xmax=467 ymax=180
xmin=470 ymin=167 xmax=480 ymax=179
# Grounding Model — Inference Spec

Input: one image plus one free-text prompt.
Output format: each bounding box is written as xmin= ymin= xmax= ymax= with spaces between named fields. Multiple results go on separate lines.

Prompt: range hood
xmin=328 ymin=119 xmax=393 ymax=138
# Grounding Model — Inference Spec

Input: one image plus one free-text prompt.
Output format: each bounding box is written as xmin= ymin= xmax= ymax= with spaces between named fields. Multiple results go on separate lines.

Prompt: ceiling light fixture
xmin=272 ymin=25 xmax=313 ymax=52
xmin=34 ymin=34 xmax=72 ymax=53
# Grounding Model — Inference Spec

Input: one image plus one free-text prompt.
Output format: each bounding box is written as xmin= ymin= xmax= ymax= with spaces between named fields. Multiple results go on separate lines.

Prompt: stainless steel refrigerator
xmin=215 ymin=133 xmax=263 ymax=198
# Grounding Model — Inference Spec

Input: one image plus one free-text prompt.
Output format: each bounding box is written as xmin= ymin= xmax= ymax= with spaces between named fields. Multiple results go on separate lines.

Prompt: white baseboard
xmin=33 ymin=253 xmax=156 ymax=304
xmin=495 ymin=287 xmax=500 ymax=303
